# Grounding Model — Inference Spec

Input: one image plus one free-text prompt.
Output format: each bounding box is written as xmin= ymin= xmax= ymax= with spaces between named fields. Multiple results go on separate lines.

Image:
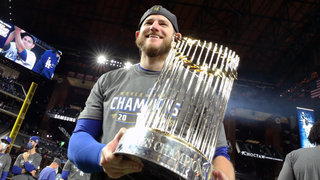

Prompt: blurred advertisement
xmin=296 ymin=107 xmax=316 ymax=148
xmin=0 ymin=18 xmax=61 ymax=79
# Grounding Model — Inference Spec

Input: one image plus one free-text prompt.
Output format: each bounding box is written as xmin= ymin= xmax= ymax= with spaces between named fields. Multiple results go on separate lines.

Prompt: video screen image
xmin=0 ymin=19 xmax=62 ymax=80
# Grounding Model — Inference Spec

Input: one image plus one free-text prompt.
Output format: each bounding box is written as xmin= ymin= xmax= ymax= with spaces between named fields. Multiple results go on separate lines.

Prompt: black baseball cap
xmin=138 ymin=5 xmax=179 ymax=33
xmin=53 ymin=158 xmax=61 ymax=167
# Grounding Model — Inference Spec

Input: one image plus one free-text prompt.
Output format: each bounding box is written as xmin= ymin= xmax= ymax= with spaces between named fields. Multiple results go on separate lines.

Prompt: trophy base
xmin=114 ymin=128 xmax=214 ymax=180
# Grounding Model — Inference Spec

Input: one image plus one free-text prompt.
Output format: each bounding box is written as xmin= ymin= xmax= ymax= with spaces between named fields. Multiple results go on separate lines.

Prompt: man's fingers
xmin=211 ymin=169 xmax=228 ymax=180
xmin=107 ymin=128 xmax=126 ymax=152
xmin=118 ymin=159 xmax=143 ymax=171
xmin=105 ymin=164 xmax=142 ymax=179
xmin=100 ymin=127 xmax=144 ymax=179
xmin=104 ymin=160 xmax=143 ymax=179
xmin=104 ymin=158 xmax=143 ymax=171
xmin=100 ymin=147 xmax=123 ymax=165
xmin=107 ymin=172 xmax=127 ymax=179
xmin=128 ymin=156 xmax=143 ymax=167
xmin=114 ymin=128 xmax=126 ymax=142
xmin=102 ymin=158 xmax=143 ymax=178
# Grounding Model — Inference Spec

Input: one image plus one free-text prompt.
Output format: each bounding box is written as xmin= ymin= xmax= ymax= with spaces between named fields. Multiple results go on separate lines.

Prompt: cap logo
xmin=154 ymin=6 xmax=160 ymax=11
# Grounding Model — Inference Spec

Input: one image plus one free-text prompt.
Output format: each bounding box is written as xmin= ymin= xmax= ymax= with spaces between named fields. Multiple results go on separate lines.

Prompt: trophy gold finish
xmin=114 ymin=37 xmax=239 ymax=180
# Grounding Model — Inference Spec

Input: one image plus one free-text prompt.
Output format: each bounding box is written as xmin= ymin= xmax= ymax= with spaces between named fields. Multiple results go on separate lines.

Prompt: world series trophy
xmin=114 ymin=37 xmax=239 ymax=180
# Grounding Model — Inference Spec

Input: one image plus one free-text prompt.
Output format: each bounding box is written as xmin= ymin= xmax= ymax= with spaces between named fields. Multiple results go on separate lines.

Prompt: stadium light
xmin=97 ymin=56 xmax=107 ymax=64
xmin=124 ymin=62 xmax=132 ymax=69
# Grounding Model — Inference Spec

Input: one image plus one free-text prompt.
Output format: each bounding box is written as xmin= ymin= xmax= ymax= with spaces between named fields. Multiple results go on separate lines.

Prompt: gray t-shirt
xmin=12 ymin=152 xmax=42 ymax=180
xmin=63 ymin=160 xmax=90 ymax=180
xmin=0 ymin=153 xmax=12 ymax=175
xmin=278 ymin=147 xmax=320 ymax=180
xmin=79 ymin=64 xmax=228 ymax=179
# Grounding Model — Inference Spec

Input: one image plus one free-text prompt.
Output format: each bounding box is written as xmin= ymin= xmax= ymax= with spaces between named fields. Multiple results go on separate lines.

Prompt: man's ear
xmin=135 ymin=31 xmax=140 ymax=38
xmin=31 ymin=44 xmax=35 ymax=49
xmin=174 ymin=33 xmax=182 ymax=40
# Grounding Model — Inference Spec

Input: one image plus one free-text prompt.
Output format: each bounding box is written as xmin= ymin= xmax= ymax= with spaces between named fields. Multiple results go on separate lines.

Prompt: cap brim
xmin=1 ymin=139 xmax=10 ymax=144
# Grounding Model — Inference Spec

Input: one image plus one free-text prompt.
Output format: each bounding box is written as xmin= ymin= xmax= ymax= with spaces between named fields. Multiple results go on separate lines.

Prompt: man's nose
xmin=150 ymin=22 xmax=160 ymax=31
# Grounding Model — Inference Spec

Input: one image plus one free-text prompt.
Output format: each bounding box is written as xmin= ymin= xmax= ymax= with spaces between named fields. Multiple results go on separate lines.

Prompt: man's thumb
xmin=114 ymin=127 xmax=126 ymax=143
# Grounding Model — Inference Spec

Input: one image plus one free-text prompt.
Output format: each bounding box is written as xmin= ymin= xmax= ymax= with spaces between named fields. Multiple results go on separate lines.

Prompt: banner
xmin=296 ymin=107 xmax=316 ymax=148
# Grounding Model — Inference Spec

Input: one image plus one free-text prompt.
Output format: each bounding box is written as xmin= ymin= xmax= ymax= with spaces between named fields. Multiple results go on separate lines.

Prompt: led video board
xmin=296 ymin=107 xmax=316 ymax=148
xmin=0 ymin=19 xmax=61 ymax=80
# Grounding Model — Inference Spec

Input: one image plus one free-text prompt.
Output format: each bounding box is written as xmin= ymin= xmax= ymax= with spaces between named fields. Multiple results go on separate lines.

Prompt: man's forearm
xmin=4 ymin=31 xmax=15 ymax=45
xmin=14 ymin=30 xmax=24 ymax=53
xmin=21 ymin=168 xmax=27 ymax=174
xmin=212 ymin=156 xmax=235 ymax=180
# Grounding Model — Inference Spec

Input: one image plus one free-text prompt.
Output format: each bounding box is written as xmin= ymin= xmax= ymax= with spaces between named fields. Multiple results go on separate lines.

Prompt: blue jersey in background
xmin=32 ymin=50 xmax=60 ymax=79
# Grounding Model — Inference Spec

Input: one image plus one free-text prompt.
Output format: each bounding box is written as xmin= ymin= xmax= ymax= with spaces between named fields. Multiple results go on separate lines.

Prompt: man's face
xmin=135 ymin=15 xmax=176 ymax=57
xmin=29 ymin=140 xmax=36 ymax=148
xmin=22 ymin=36 xmax=35 ymax=50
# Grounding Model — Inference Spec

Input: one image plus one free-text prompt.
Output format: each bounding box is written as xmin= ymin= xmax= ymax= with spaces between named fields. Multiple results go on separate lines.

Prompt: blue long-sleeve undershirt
xmin=68 ymin=119 xmax=104 ymax=173
xmin=24 ymin=161 xmax=35 ymax=172
xmin=1 ymin=172 xmax=8 ymax=180
xmin=60 ymin=171 xmax=70 ymax=180
xmin=214 ymin=146 xmax=230 ymax=161
xmin=12 ymin=166 xmax=23 ymax=174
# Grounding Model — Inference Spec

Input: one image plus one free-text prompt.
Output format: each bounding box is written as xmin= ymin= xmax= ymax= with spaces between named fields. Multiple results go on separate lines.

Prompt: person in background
xmin=0 ymin=136 xmax=12 ymax=180
xmin=32 ymin=49 xmax=62 ymax=79
xmin=11 ymin=136 xmax=42 ymax=180
xmin=60 ymin=160 xmax=90 ymax=180
xmin=68 ymin=5 xmax=234 ymax=180
xmin=278 ymin=120 xmax=320 ymax=180
xmin=39 ymin=158 xmax=61 ymax=180
xmin=1 ymin=26 xmax=37 ymax=70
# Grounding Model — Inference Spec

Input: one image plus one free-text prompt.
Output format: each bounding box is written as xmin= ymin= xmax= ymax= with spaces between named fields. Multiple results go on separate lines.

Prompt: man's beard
xmin=135 ymin=35 xmax=172 ymax=57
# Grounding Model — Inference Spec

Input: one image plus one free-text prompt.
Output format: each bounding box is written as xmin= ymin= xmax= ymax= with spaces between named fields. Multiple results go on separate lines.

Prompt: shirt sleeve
xmin=13 ymin=154 xmax=21 ymax=166
xmin=278 ymin=153 xmax=295 ymax=180
xmin=24 ymin=161 xmax=35 ymax=172
xmin=11 ymin=166 xmax=23 ymax=175
xmin=216 ymin=123 xmax=228 ymax=148
xmin=4 ymin=154 xmax=11 ymax=172
xmin=214 ymin=146 xmax=230 ymax=161
xmin=62 ymin=160 xmax=71 ymax=171
xmin=0 ymin=172 xmax=8 ymax=180
xmin=68 ymin=130 xmax=104 ymax=173
xmin=60 ymin=171 xmax=70 ymax=180
xmin=77 ymin=74 xmax=106 ymax=120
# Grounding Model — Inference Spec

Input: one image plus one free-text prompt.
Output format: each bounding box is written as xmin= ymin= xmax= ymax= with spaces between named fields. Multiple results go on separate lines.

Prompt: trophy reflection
xmin=115 ymin=37 xmax=239 ymax=180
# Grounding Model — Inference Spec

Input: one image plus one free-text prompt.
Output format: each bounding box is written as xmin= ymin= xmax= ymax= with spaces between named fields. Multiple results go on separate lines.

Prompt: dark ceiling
xmin=1 ymin=0 xmax=320 ymax=110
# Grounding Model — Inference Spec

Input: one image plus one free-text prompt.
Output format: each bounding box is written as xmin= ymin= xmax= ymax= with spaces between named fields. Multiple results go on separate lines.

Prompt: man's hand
xmin=23 ymin=152 xmax=29 ymax=162
xmin=100 ymin=128 xmax=143 ymax=179
xmin=30 ymin=170 xmax=36 ymax=177
xmin=212 ymin=156 xmax=235 ymax=180
xmin=14 ymin=26 xmax=25 ymax=33
xmin=212 ymin=169 xmax=229 ymax=180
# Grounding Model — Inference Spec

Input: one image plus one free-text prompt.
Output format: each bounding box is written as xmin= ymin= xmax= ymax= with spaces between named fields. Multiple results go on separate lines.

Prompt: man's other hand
xmin=30 ymin=170 xmax=36 ymax=177
xmin=22 ymin=152 xmax=30 ymax=160
xmin=100 ymin=128 xmax=144 ymax=179
xmin=212 ymin=169 xmax=229 ymax=180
